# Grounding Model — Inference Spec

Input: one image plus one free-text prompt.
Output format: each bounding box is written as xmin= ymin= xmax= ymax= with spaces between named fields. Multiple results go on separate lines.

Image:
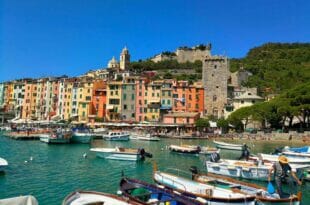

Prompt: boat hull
xmin=213 ymin=141 xmax=243 ymax=151
xmin=169 ymin=145 xmax=200 ymax=154
xmin=90 ymin=148 xmax=142 ymax=161
xmin=71 ymin=133 xmax=92 ymax=143
xmin=103 ymin=135 xmax=130 ymax=141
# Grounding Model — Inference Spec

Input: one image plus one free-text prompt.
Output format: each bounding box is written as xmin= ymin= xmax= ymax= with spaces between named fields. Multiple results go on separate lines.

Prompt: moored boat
xmin=169 ymin=144 xmax=201 ymax=154
xmin=153 ymin=168 xmax=256 ymax=205
xmin=90 ymin=147 xmax=152 ymax=161
xmin=259 ymin=154 xmax=310 ymax=164
xmin=0 ymin=195 xmax=38 ymax=205
xmin=71 ymin=128 xmax=93 ymax=143
xmin=119 ymin=177 xmax=203 ymax=205
xmin=130 ymin=133 xmax=160 ymax=141
xmin=103 ymin=131 xmax=130 ymax=141
xmin=190 ymin=167 xmax=301 ymax=205
xmin=0 ymin=157 xmax=8 ymax=172
xmin=62 ymin=190 xmax=141 ymax=205
xmin=213 ymin=140 xmax=244 ymax=151
xmin=206 ymin=159 xmax=273 ymax=181
xmin=40 ymin=130 xmax=72 ymax=144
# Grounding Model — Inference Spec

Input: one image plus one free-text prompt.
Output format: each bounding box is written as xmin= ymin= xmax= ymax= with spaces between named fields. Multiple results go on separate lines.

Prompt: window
xmin=131 ymin=94 xmax=135 ymax=100
xmin=139 ymin=92 xmax=142 ymax=96
xmin=214 ymin=65 xmax=217 ymax=69
xmin=145 ymin=92 xmax=147 ymax=96
xmin=162 ymin=99 xmax=165 ymax=104
xmin=131 ymin=113 xmax=135 ymax=118
xmin=115 ymin=91 xmax=118 ymax=95
xmin=139 ymin=100 xmax=142 ymax=105
xmin=82 ymin=103 xmax=86 ymax=108
xmin=124 ymin=104 xmax=127 ymax=110
xmin=152 ymin=93 xmax=155 ymax=97
xmin=174 ymin=117 xmax=176 ymax=123
xmin=167 ymin=99 xmax=171 ymax=105
xmin=87 ymin=89 xmax=90 ymax=93
xmin=144 ymin=100 xmax=147 ymax=104
xmin=123 ymin=85 xmax=126 ymax=90
xmin=144 ymin=108 xmax=147 ymax=113
xmin=123 ymin=94 xmax=127 ymax=100
xmin=109 ymin=99 xmax=120 ymax=104
xmin=140 ymin=107 xmax=143 ymax=113
xmin=157 ymin=93 xmax=160 ymax=97
xmin=86 ymin=96 xmax=91 ymax=101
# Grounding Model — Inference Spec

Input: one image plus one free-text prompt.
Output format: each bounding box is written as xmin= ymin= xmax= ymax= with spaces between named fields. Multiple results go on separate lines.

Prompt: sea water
xmin=0 ymin=134 xmax=309 ymax=204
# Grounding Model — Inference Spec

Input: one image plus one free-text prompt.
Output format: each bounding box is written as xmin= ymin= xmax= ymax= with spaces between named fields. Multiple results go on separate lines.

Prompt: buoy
xmin=24 ymin=160 xmax=28 ymax=163
xmin=30 ymin=156 xmax=33 ymax=161
xmin=116 ymin=190 xmax=122 ymax=195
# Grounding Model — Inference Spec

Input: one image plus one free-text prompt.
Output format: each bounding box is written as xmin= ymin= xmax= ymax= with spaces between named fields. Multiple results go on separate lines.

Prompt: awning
xmin=107 ymin=105 xmax=114 ymax=110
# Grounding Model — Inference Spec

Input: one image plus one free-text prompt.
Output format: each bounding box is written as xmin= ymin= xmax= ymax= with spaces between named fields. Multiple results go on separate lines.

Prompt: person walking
xmin=268 ymin=155 xmax=302 ymax=198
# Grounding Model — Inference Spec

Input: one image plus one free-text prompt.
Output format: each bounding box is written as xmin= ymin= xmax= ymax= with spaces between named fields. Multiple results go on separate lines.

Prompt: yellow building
xmin=22 ymin=80 xmax=37 ymax=120
xmin=63 ymin=80 xmax=74 ymax=120
xmin=106 ymin=81 xmax=123 ymax=121
xmin=145 ymin=80 xmax=162 ymax=122
xmin=77 ymin=79 xmax=93 ymax=123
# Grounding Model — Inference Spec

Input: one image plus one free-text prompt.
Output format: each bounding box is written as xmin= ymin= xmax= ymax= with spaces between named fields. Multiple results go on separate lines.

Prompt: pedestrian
xmin=268 ymin=155 xmax=302 ymax=198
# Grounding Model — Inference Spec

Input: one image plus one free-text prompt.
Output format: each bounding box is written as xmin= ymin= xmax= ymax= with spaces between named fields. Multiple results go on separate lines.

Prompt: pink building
xmin=135 ymin=77 xmax=148 ymax=122
xmin=162 ymin=112 xmax=200 ymax=125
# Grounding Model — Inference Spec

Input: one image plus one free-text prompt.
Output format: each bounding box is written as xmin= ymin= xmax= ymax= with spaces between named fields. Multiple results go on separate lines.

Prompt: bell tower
xmin=120 ymin=46 xmax=130 ymax=70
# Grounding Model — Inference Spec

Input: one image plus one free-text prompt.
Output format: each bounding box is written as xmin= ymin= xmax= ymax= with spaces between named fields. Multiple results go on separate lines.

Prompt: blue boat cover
xmin=289 ymin=146 xmax=310 ymax=153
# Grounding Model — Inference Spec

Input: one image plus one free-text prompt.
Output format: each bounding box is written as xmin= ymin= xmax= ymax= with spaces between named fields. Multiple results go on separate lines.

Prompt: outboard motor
xmin=210 ymin=152 xmax=220 ymax=163
xmin=139 ymin=148 xmax=153 ymax=160
xmin=189 ymin=166 xmax=199 ymax=180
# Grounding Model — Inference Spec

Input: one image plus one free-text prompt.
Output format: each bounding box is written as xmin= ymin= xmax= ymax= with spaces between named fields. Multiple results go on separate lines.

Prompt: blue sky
xmin=1 ymin=0 xmax=309 ymax=81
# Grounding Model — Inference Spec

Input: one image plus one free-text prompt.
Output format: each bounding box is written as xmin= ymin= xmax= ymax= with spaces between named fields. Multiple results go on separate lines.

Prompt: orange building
xmin=172 ymin=81 xmax=188 ymax=112
xmin=186 ymin=82 xmax=204 ymax=115
xmin=90 ymin=80 xmax=107 ymax=120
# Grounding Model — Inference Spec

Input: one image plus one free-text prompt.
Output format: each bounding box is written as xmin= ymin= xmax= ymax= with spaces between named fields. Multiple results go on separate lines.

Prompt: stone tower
xmin=202 ymin=56 xmax=229 ymax=119
xmin=120 ymin=46 xmax=130 ymax=70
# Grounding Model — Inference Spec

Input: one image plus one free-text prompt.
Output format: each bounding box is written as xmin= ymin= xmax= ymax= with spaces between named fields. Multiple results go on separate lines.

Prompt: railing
xmin=156 ymin=172 xmax=187 ymax=193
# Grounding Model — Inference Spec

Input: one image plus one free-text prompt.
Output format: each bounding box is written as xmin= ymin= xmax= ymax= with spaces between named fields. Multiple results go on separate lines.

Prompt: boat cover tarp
xmin=0 ymin=195 xmax=38 ymax=205
xmin=289 ymin=146 xmax=310 ymax=153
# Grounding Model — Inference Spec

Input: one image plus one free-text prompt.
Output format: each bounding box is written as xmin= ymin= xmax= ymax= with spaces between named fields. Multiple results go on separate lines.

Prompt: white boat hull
xmin=282 ymin=151 xmax=310 ymax=158
xmin=103 ymin=135 xmax=130 ymax=141
xmin=0 ymin=157 xmax=8 ymax=172
xmin=213 ymin=141 xmax=243 ymax=151
xmin=90 ymin=148 xmax=142 ymax=161
xmin=260 ymin=153 xmax=310 ymax=164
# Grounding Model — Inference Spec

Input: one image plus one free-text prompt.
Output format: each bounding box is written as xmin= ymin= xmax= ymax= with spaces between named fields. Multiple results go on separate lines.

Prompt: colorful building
xmin=135 ymin=77 xmax=148 ymax=122
xmin=106 ymin=81 xmax=122 ymax=121
xmin=145 ymin=80 xmax=161 ymax=122
xmin=121 ymin=77 xmax=136 ymax=122
xmin=90 ymin=79 xmax=107 ymax=120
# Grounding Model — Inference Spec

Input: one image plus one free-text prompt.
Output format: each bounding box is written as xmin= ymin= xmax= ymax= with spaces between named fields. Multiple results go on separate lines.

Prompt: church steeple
xmin=120 ymin=46 xmax=130 ymax=70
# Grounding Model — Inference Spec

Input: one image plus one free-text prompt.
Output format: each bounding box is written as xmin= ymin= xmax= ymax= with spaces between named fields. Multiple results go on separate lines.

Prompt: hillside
xmin=230 ymin=43 xmax=310 ymax=95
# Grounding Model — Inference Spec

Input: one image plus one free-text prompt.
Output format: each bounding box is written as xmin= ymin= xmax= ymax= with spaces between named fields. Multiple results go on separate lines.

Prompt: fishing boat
xmin=213 ymin=140 xmax=244 ymax=151
xmin=71 ymin=128 xmax=93 ymax=143
xmin=102 ymin=131 xmax=130 ymax=141
xmin=169 ymin=145 xmax=201 ymax=154
xmin=206 ymin=159 xmax=272 ymax=181
xmin=281 ymin=146 xmax=310 ymax=158
xmin=40 ymin=130 xmax=72 ymax=144
xmin=119 ymin=177 xmax=203 ymax=205
xmin=190 ymin=167 xmax=301 ymax=205
xmin=130 ymin=133 xmax=160 ymax=141
xmin=259 ymin=154 xmax=310 ymax=164
xmin=0 ymin=157 xmax=8 ymax=172
xmin=62 ymin=190 xmax=141 ymax=205
xmin=199 ymin=146 xmax=220 ymax=155
xmin=0 ymin=195 xmax=38 ymax=205
xmin=90 ymin=147 xmax=152 ymax=161
xmin=206 ymin=159 xmax=309 ymax=181
xmin=153 ymin=168 xmax=256 ymax=205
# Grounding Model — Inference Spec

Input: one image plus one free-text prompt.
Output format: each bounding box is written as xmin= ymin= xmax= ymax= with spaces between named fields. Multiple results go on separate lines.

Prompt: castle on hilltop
xmin=151 ymin=44 xmax=212 ymax=63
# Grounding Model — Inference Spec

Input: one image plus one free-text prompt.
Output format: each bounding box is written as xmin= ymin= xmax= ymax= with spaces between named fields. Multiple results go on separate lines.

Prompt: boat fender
xmin=210 ymin=152 xmax=220 ymax=162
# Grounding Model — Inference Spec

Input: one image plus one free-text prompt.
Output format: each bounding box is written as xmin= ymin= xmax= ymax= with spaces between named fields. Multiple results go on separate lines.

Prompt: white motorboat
xmin=0 ymin=157 xmax=8 ymax=172
xmin=62 ymin=191 xmax=140 ymax=205
xmin=169 ymin=144 xmax=201 ymax=154
xmin=213 ymin=140 xmax=244 ymax=151
xmin=90 ymin=147 xmax=152 ymax=161
xmin=130 ymin=133 xmax=160 ymax=141
xmin=0 ymin=195 xmax=38 ymax=205
xmin=260 ymin=153 xmax=310 ymax=164
xmin=102 ymin=131 xmax=130 ymax=141
xmin=281 ymin=146 xmax=310 ymax=158
xmin=199 ymin=146 xmax=220 ymax=155
xmin=153 ymin=169 xmax=256 ymax=205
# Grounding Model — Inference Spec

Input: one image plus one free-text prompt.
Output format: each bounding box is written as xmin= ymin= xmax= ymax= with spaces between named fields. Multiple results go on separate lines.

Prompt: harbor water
xmin=0 ymin=134 xmax=309 ymax=204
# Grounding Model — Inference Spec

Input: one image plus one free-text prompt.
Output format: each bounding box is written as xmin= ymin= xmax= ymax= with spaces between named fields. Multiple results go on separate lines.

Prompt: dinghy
xmin=213 ymin=140 xmax=244 ymax=151
xmin=40 ymin=130 xmax=72 ymax=144
xmin=190 ymin=167 xmax=301 ymax=205
xmin=0 ymin=157 xmax=8 ymax=172
xmin=169 ymin=145 xmax=201 ymax=154
xmin=62 ymin=190 xmax=141 ymax=205
xmin=90 ymin=147 xmax=152 ymax=161
xmin=130 ymin=133 xmax=160 ymax=141
xmin=153 ymin=167 xmax=256 ymax=205
xmin=119 ymin=177 xmax=203 ymax=205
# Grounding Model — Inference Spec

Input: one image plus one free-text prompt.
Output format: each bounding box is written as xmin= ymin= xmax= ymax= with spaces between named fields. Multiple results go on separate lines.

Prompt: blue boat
xmin=71 ymin=127 xmax=93 ymax=143
xmin=119 ymin=177 xmax=203 ymax=205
